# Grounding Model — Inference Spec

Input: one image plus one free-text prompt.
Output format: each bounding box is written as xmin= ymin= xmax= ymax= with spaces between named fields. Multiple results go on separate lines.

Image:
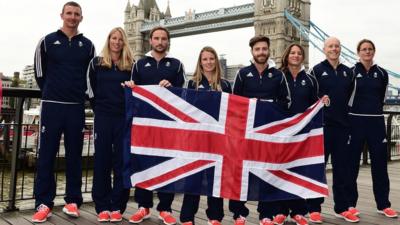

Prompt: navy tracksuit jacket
xmin=307 ymin=59 xmax=354 ymax=214
xmin=86 ymin=57 xmax=132 ymax=213
xmin=33 ymin=29 xmax=95 ymax=209
xmin=230 ymin=60 xmax=291 ymax=220
xmin=273 ymin=69 xmax=319 ymax=217
xmin=131 ymin=52 xmax=185 ymax=212
xmin=347 ymin=62 xmax=391 ymax=210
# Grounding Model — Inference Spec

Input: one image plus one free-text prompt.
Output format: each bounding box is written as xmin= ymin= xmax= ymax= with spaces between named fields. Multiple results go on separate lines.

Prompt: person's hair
xmin=192 ymin=46 xmax=223 ymax=91
xmin=280 ymin=43 xmax=305 ymax=73
xmin=357 ymin=39 xmax=375 ymax=53
xmin=249 ymin=35 xmax=270 ymax=49
xmin=149 ymin=26 xmax=170 ymax=40
xmin=99 ymin=27 xmax=134 ymax=71
xmin=62 ymin=1 xmax=81 ymax=14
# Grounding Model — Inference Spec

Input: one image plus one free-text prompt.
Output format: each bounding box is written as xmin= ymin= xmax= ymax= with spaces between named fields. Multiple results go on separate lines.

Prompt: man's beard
xmin=153 ymin=45 xmax=167 ymax=54
xmin=253 ymin=54 xmax=269 ymax=64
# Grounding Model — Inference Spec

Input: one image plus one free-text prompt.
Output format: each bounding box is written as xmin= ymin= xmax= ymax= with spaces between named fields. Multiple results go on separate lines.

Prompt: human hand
xmin=322 ymin=95 xmax=330 ymax=106
xmin=159 ymin=79 xmax=172 ymax=87
xmin=122 ymin=80 xmax=135 ymax=88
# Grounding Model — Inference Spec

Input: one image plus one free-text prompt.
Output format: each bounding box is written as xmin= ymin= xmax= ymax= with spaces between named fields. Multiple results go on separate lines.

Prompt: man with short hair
xmin=230 ymin=35 xmax=291 ymax=225
xmin=32 ymin=1 xmax=95 ymax=223
xmin=128 ymin=26 xmax=185 ymax=225
xmin=307 ymin=37 xmax=359 ymax=223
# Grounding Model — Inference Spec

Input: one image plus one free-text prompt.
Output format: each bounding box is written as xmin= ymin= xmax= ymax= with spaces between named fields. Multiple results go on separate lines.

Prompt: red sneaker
xmin=291 ymin=215 xmax=308 ymax=225
xmin=63 ymin=203 xmax=80 ymax=217
xmin=335 ymin=210 xmax=359 ymax=223
xmin=377 ymin=208 xmax=398 ymax=218
xmin=110 ymin=210 xmax=123 ymax=222
xmin=234 ymin=216 xmax=246 ymax=225
xmin=159 ymin=211 xmax=177 ymax=225
xmin=182 ymin=222 xmax=193 ymax=225
xmin=272 ymin=214 xmax=286 ymax=225
xmin=32 ymin=204 xmax=52 ymax=223
xmin=129 ymin=207 xmax=150 ymax=223
xmin=259 ymin=218 xmax=273 ymax=225
xmin=309 ymin=212 xmax=322 ymax=224
xmin=348 ymin=207 xmax=360 ymax=216
xmin=208 ymin=220 xmax=222 ymax=225
xmin=97 ymin=211 xmax=110 ymax=222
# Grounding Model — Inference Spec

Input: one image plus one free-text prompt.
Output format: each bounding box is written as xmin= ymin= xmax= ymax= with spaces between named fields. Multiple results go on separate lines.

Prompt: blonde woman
xmin=86 ymin=27 xmax=134 ymax=222
xmin=180 ymin=46 xmax=231 ymax=225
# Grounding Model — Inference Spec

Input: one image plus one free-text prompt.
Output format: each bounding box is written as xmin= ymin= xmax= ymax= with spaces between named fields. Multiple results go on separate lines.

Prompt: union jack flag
xmin=123 ymin=85 xmax=328 ymax=201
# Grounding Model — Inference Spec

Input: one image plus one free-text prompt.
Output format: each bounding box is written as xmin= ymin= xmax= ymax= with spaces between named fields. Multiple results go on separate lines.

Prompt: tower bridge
xmin=124 ymin=0 xmax=399 ymax=97
xmin=124 ymin=0 xmax=310 ymax=67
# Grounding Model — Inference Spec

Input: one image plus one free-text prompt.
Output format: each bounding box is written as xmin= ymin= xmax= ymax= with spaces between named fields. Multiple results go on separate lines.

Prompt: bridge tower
xmin=124 ymin=0 xmax=170 ymax=60
xmin=254 ymin=0 xmax=311 ymax=67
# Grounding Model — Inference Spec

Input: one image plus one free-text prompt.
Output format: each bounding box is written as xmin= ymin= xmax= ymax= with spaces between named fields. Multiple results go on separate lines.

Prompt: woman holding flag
xmin=180 ymin=46 xmax=232 ymax=225
xmin=272 ymin=43 xmax=329 ymax=225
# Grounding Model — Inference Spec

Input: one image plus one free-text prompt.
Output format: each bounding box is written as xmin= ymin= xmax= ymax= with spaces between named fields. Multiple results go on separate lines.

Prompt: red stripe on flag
xmin=131 ymin=126 xmax=324 ymax=163
xmin=133 ymin=86 xmax=198 ymax=123
xmin=269 ymin=170 xmax=329 ymax=196
xmin=220 ymin=95 xmax=250 ymax=199
xmin=136 ymin=160 xmax=214 ymax=189
xmin=258 ymin=101 xmax=321 ymax=134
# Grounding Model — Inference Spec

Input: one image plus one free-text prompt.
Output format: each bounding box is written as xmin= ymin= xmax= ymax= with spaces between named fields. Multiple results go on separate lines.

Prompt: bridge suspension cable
xmin=284 ymin=9 xmax=400 ymax=92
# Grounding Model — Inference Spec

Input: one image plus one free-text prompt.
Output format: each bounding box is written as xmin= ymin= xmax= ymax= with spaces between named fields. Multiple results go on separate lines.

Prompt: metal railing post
xmin=6 ymin=97 xmax=25 ymax=211
xmin=386 ymin=114 xmax=393 ymax=161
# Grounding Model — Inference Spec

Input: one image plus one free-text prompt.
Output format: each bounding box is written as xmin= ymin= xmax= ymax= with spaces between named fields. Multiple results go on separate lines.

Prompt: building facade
xmin=21 ymin=65 xmax=38 ymax=89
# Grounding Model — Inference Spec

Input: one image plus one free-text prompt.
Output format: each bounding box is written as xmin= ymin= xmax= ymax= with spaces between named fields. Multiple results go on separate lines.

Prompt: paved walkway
xmin=0 ymin=162 xmax=399 ymax=225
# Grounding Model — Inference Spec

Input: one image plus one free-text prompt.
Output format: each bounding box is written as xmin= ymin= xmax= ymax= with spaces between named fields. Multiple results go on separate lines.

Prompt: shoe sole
xmin=62 ymin=207 xmax=79 ymax=218
xmin=290 ymin=218 xmax=309 ymax=225
xmin=334 ymin=213 xmax=359 ymax=223
xmin=273 ymin=218 xmax=286 ymax=225
xmin=110 ymin=218 xmax=123 ymax=222
xmin=207 ymin=222 xmax=221 ymax=225
xmin=274 ymin=221 xmax=285 ymax=225
xmin=308 ymin=219 xmax=322 ymax=224
xmin=32 ymin=212 xmax=52 ymax=223
xmin=377 ymin=210 xmax=398 ymax=218
xmin=158 ymin=215 xmax=177 ymax=225
xmin=97 ymin=219 xmax=110 ymax=222
xmin=129 ymin=214 xmax=151 ymax=223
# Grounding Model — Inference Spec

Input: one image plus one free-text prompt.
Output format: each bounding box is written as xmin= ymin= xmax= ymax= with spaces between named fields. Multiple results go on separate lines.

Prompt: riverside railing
xmin=0 ymin=87 xmax=94 ymax=212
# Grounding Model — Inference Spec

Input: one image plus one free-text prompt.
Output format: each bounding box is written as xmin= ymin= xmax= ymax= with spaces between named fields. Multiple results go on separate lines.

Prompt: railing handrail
xmin=2 ymin=87 xmax=41 ymax=98
xmin=383 ymin=110 xmax=400 ymax=115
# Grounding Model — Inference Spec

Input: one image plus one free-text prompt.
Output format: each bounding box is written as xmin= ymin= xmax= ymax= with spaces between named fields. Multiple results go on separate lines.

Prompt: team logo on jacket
xmin=53 ymin=40 xmax=61 ymax=45
xmin=78 ymin=41 xmax=83 ymax=47
xmin=374 ymin=72 xmax=378 ymax=78
xmin=246 ymin=72 xmax=254 ymax=77
xmin=382 ymin=138 xmax=387 ymax=143
xmin=145 ymin=62 xmax=151 ymax=67
xmin=198 ymin=84 xmax=205 ymax=89
xmin=268 ymin=73 xmax=273 ymax=78
xmin=356 ymin=74 xmax=362 ymax=78
xmin=41 ymin=126 xmax=46 ymax=133
xmin=343 ymin=71 xmax=347 ymax=77
xmin=166 ymin=62 xmax=171 ymax=67
xmin=301 ymin=80 xmax=306 ymax=86
xmin=321 ymin=71 xmax=328 ymax=76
